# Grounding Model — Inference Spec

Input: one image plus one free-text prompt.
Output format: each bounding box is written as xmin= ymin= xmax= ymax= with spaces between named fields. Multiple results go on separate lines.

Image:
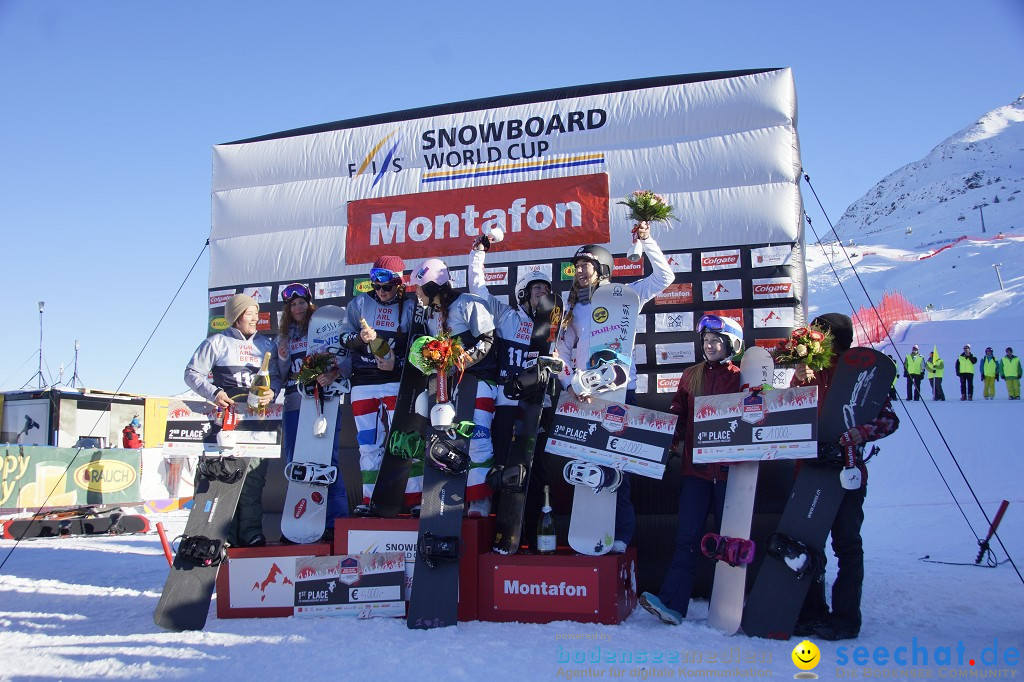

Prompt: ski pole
xmin=156 ymin=522 xmax=174 ymax=567
xmin=975 ymin=500 xmax=1009 ymax=565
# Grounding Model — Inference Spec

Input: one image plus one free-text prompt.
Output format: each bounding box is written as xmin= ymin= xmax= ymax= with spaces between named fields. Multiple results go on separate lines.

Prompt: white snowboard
xmin=566 ymin=284 xmax=640 ymax=555
xmin=281 ymin=305 xmax=348 ymax=544
xmin=706 ymin=345 xmax=773 ymax=634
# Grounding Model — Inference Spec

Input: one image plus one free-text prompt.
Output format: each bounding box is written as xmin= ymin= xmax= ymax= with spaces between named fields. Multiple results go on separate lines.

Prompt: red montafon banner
xmin=345 ymin=174 xmax=609 ymax=264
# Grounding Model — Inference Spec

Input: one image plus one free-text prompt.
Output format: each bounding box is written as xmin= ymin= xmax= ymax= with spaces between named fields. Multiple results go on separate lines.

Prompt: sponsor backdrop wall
xmin=208 ymin=69 xmax=807 ymax=409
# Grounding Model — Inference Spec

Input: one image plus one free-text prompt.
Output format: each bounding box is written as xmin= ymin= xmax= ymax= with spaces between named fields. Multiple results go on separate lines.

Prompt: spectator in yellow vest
xmin=1000 ymin=347 xmax=1021 ymax=400
xmin=903 ymin=345 xmax=924 ymax=401
xmin=957 ymin=344 xmax=977 ymax=401
xmin=925 ymin=348 xmax=945 ymax=401
xmin=980 ymin=347 xmax=1000 ymax=400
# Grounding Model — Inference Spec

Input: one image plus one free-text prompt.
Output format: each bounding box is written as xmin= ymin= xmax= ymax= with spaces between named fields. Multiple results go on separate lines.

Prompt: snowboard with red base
xmin=565 ymin=284 xmax=639 ymax=556
xmin=706 ymin=345 xmax=773 ymax=634
xmin=281 ymin=305 xmax=348 ymax=544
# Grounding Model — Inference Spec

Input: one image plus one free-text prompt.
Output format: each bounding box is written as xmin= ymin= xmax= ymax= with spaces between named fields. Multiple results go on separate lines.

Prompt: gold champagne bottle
xmin=360 ymin=318 xmax=393 ymax=359
xmin=536 ymin=485 xmax=557 ymax=554
xmin=247 ymin=352 xmax=273 ymax=413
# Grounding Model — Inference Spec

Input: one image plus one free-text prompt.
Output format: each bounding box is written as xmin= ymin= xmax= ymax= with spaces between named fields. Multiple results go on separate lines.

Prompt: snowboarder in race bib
xmin=339 ymin=257 xmax=415 ymax=513
xmin=555 ymin=221 xmax=674 ymax=551
xmin=469 ymin=236 xmax=559 ymax=536
xmin=639 ymin=314 xmax=742 ymax=625
xmin=184 ymin=293 xmax=281 ymax=547
xmin=411 ymin=258 xmax=499 ymax=516
xmin=791 ymin=313 xmax=899 ymax=641
xmin=276 ymin=282 xmax=349 ymax=537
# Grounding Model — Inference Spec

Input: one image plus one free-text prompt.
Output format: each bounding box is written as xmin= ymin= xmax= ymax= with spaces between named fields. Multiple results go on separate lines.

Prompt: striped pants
xmin=351 ymin=381 xmax=400 ymax=503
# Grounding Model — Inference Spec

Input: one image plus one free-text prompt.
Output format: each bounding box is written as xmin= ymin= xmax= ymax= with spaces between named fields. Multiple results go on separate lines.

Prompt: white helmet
xmin=515 ymin=269 xmax=552 ymax=305
xmin=697 ymin=314 xmax=744 ymax=357
xmin=411 ymin=258 xmax=451 ymax=299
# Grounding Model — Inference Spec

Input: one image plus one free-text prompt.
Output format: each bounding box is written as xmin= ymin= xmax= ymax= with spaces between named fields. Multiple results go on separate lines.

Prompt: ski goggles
xmin=369 ymin=268 xmax=401 ymax=284
xmin=281 ymin=282 xmax=311 ymax=302
xmin=587 ymin=347 xmax=631 ymax=370
xmin=696 ymin=315 xmax=725 ymax=333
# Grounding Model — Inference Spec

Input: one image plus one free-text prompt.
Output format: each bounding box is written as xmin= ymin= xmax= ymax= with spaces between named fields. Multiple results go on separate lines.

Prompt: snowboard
xmin=565 ymin=460 xmax=621 ymax=555
xmin=407 ymin=373 xmax=479 ymax=630
xmin=281 ymin=304 xmax=348 ymax=544
xmin=369 ymin=302 xmax=428 ymax=518
xmin=491 ymin=298 xmax=562 ymax=554
xmin=154 ymin=450 xmax=248 ymax=631
xmin=741 ymin=348 xmax=896 ymax=640
xmin=2 ymin=507 xmax=150 ymax=539
xmin=566 ymin=283 xmax=640 ymax=555
xmin=706 ymin=345 xmax=774 ymax=635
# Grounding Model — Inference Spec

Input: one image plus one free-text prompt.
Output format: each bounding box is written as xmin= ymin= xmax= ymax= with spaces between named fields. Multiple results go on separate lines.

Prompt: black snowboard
xmin=153 ymin=455 xmax=248 ymax=631
xmin=407 ymin=373 xmax=479 ymax=630
xmin=491 ymin=299 xmax=561 ymax=554
xmin=2 ymin=508 xmax=149 ymax=539
xmin=369 ymin=302 xmax=429 ymax=517
xmin=741 ymin=348 xmax=896 ymax=640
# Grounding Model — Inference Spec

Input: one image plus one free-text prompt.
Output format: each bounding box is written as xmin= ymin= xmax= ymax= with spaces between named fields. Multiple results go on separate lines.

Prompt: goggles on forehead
xmin=369 ymin=268 xmax=401 ymax=284
xmin=281 ymin=283 xmax=311 ymax=301
xmin=697 ymin=315 xmax=726 ymax=333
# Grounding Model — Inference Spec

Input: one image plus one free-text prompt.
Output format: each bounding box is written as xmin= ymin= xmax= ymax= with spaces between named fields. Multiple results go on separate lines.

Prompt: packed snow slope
xmin=2 ymin=98 xmax=1023 ymax=681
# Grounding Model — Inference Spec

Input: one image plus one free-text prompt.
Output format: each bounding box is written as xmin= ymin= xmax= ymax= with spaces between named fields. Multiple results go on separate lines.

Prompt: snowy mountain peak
xmin=834 ymin=95 xmax=1024 ymax=243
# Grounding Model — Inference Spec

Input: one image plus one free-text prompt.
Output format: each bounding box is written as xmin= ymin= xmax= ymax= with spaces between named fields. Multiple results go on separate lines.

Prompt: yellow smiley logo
xmin=791 ymin=639 xmax=820 ymax=671
xmin=592 ymin=307 xmax=609 ymax=324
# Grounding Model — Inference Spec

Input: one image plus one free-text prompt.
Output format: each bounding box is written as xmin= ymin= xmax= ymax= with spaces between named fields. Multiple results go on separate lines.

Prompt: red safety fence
xmin=852 ymin=291 xmax=928 ymax=346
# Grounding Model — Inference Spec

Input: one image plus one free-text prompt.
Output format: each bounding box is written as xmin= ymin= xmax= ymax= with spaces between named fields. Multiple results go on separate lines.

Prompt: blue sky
xmin=1 ymin=0 xmax=1022 ymax=397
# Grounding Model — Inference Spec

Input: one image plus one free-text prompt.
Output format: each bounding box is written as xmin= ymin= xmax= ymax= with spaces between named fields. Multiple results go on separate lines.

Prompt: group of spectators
xmin=898 ymin=345 xmax=1021 ymax=401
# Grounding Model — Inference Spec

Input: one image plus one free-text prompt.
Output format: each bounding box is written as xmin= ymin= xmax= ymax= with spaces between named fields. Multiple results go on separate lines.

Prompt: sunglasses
xmin=369 ymin=268 xmax=401 ymax=284
xmin=372 ymin=282 xmax=397 ymax=293
xmin=281 ymin=283 xmax=311 ymax=301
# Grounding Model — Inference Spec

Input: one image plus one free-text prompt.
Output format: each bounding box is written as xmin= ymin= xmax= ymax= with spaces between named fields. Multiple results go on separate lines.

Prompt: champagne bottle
xmin=247 ymin=352 xmax=273 ymax=412
xmin=536 ymin=485 xmax=556 ymax=554
xmin=360 ymin=318 xmax=393 ymax=359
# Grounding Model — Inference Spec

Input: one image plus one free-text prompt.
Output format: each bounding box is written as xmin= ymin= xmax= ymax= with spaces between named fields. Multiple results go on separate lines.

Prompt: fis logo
xmin=347 ymin=131 xmax=404 ymax=188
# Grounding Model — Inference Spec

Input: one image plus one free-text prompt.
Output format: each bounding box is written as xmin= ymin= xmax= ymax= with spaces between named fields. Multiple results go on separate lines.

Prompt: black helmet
xmin=573 ymin=244 xmax=614 ymax=280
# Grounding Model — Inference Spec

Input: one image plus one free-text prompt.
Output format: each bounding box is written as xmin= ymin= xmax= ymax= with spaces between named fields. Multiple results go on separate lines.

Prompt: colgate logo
xmin=293 ymin=499 xmax=307 ymax=519
xmin=702 ymin=255 xmax=738 ymax=266
xmin=753 ymin=283 xmax=791 ymax=294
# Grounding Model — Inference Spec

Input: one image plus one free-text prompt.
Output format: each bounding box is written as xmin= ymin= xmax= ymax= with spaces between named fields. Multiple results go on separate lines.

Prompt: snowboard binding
xmin=570 ymin=363 xmax=629 ymax=398
xmin=388 ymin=429 xmax=426 ymax=460
xmin=196 ymin=455 xmax=244 ymax=484
xmin=766 ymin=533 xmax=824 ymax=581
xmin=425 ymin=435 xmax=471 ymax=475
xmin=563 ymin=460 xmax=623 ymax=493
xmin=700 ymin=533 xmax=756 ymax=567
xmin=504 ymin=355 xmax=565 ymax=400
xmin=417 ymin=531 xmax=461 ymax=569
xmin=176 ymin=535 xmax=228 ymax=567
xmin=485 ymin=463 xmax=527 ymax=494
xmin=284 ymin=461 xmax=338 ymax=486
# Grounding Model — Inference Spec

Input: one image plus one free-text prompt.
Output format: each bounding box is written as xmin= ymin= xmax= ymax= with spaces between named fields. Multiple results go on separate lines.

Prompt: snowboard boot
xmin=638 ymin=592 xmax=682 ymax=626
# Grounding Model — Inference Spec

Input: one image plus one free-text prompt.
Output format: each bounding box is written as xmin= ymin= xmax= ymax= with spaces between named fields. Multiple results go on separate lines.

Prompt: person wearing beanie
xmin=903 ymin=345 xmax=924 ymax=401
xmin=122 ymin=417 xmax=143 ymax=449
xmin=276 ymin=282 xmax=349 ymax=541
xmin=957 ymin=344 xmax=978 ymax=401
xmin=555 ymin=222 xmax=674 ymax=553
xmin=639 ymin=315 xmax=742 ymax=626
xmin=184 ymin=292 xmax=281 ymax=547
xmin=791 ymin=312 xmax=900 ymax=641
xmin=1000 ymin=347 xmax=1021 ymax=400
xmin=338 ymin=256 xmax=416 ymax=514
xmin=980 ymin=347 xmax=1000 ymax=400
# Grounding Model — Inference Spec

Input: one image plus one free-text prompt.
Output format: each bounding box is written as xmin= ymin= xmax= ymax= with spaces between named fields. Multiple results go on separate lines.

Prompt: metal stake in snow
xmin=975 ymin=500 xmax=1009 ymax=565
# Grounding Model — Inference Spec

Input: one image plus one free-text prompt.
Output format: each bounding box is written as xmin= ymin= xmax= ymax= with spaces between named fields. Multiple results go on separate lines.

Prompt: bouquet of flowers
xmin=294 ymin=352 xmax=338 ymax=386
xmin=617 ymin=189 xmax=677 ymax=225
xmin=772 ymin=325 xmax=835 ymax=370
xmin=409 ymin=334 xmax=465 ymax=375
